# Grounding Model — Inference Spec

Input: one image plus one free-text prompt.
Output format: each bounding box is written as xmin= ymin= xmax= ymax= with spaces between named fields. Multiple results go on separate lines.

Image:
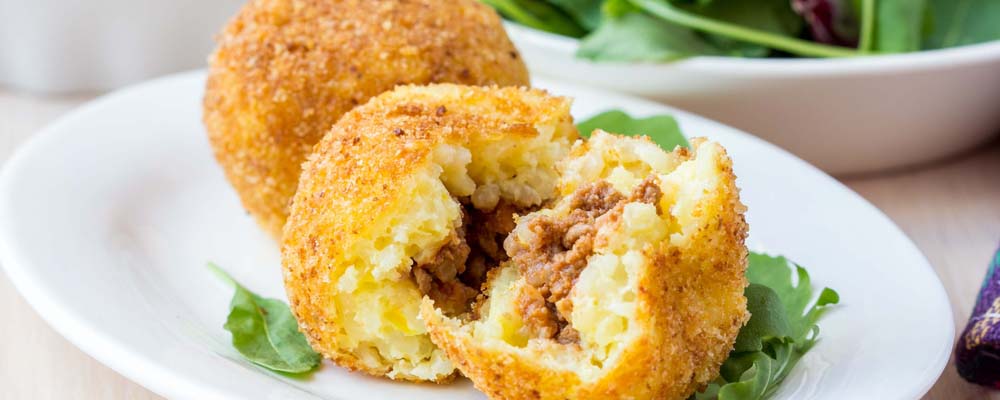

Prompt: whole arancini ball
xmin=203 ymin=0 xmax=529 ymax=238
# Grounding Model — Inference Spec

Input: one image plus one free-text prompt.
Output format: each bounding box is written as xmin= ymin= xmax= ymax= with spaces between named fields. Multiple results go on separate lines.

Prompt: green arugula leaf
xmin=922 ymin=0 xmax=1000 ymax=49
xmin=872 ymin=0 xmax=927 ymax=53
xmin=575 ymin=109 xmax=690 ymax=150
xmin=578 ymin=10 xmax=726 ymax=62
xmin=576 ymin=0 xmax=786 ymax=61
xmin=675 ymin=0 xmax=806 ymax=57
xmin=715 ymin=351 xmax=775 ymax=398
xmin=604 ymin=0 xmax=641 ymax=17
xmin=630 ymin=0 xmax=859 ymax=57
xmin=479 ymin=0 xmax=586 ymax=37
xmin=482 ymin=0 xmax=1000 ymax=61
xmin=208 ymin=263 xmax=321 ymax=374
xmin=732 ymin=283 xmax=791 ymax=352
xmin=745 ymin=253 xmax=839 ymax=343
xmin=548 ymin=0 xmax=606 ymax=31
xmin=694 ymin=252 xmax=839 ymax=400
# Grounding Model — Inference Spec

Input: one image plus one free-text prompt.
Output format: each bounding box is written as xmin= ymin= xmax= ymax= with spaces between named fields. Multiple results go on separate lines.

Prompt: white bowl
xmin=506 ymin=23 xmax=1000 ymax=175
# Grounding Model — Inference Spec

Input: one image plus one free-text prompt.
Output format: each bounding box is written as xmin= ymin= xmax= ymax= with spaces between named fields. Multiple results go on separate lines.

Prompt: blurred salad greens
xmin=480 ymin=0 xmax=1000 ymax=61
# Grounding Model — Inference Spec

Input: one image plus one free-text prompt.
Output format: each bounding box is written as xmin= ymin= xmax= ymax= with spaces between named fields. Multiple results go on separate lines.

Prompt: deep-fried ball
xmin=281 ymin=84 xmax=577 ymax=381
xmin=203 ymin=0 xmax=530 ymax=238
xmin=421 ymin=132 xmax=750 ymax=399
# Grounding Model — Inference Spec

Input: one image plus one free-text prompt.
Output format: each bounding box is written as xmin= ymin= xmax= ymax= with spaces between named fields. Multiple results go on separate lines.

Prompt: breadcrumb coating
xmin=203 ymin=0 xmax=529 ymax=238
xmin=422 ymin=133 xmax=750 ymax=399
xmin=281 ymin=84 xmax=576 ymax=381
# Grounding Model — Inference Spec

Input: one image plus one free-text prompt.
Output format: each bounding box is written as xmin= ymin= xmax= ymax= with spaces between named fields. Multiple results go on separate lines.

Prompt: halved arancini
xmin=421 ymin=132 xmax=750 ymax=399
xmin=281 ymin=84 xmax=576 ymax=381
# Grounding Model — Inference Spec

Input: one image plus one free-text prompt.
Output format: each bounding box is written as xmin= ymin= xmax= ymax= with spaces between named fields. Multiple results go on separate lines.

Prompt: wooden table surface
xmin=1 ymin=88 xmax=998 ymax=399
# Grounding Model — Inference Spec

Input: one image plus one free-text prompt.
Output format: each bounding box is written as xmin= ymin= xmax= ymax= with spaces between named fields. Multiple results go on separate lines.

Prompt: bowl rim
xmin=505 ymin=22 xmax=1000 ymax=75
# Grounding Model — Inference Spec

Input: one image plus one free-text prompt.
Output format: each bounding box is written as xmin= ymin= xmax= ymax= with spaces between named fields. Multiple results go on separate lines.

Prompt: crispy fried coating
xmin=281 ymin=84 xmax=576 ymax=381
xmin=422 ymin=133 xmax=750 ymax=399
xmin=203 ymin=0 xmax=529 ymax=238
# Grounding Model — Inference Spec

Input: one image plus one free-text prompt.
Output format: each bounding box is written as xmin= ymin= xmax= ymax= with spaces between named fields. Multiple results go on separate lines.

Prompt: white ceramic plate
xmin=0 ymin=71 xmax=952 ymax=400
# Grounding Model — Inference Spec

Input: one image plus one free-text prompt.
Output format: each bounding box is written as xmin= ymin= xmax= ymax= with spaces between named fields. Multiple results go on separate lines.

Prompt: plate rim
xmin=0 ymin=70 xmax=955 ymax=399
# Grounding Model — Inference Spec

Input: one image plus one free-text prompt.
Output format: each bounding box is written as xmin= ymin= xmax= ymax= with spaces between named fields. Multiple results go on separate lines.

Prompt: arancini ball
xmin=203 ymin=0 xmax=530 ymax=238
xmin=281 ymin=84 xmax=577 ymax=381
xmin=422 ymin=132 xmax=750 ymax=399
xmin=280 ymin=82 xmax=750 ymax=394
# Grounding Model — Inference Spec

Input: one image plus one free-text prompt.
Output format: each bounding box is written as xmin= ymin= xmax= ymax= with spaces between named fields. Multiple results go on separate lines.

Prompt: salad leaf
xmin=732 ymin=283 xmax=791 ymax=352
xmin=605 ymin=0 xmax=642 ymax=17
xmin=208 ymin=263 xmax=322 ymax=374
xmin=578 ymin=11 xmax=726 ymax=61
xmin=695 ymin=253 xmax=840 ymax=399
xmin=625 ymin=0 xmax=858 ymax=57
xmin=792 ymin=0 xmax=864 ymax=48
xmin=479 ymin=0 xmax=586 ymax=37
xmin=678 ymin=0 xmax=806 ymax=56
xmin=872 ymin=0 xmax=927 ymax=52
xmin=576 ymin=109 xmax=689 ymax=149
xmin=576 ymin=0 xmax=852 ymax=60
xmin=577 ymin=0 xmax=796 ymax=60
xmin=693 ymin=0 xmax=805 ymax=34
xmin=744 ymin=253 xmax=840 ymax=344
xmin=923 ymin=0 xmax=1000 ymax=49
xmin=548 ymin=0 xmax=605 ymax=30
xmin=482 ymin=0 xmax=1000 ymax=59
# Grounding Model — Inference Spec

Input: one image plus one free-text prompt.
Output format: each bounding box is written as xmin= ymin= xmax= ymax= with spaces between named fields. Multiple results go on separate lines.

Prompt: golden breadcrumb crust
xmin=422 ymin=138 xmax=750 ymax=399
xmin=203 ymin=0 xmax=529 ymax=238
xmin=281 ymin=84 xmax=574 ymax=381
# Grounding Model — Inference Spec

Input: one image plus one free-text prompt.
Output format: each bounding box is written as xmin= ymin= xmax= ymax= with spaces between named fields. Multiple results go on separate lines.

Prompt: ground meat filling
xmin=505 ymin=176 xmax=663 ymax=343
xmin=463 ymin=201 xmax=519 ymax=287
xmin=412 ymin=199 xmax=527 ymax=316
xmin=412 ymin=226 xmax=477 ymax=316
